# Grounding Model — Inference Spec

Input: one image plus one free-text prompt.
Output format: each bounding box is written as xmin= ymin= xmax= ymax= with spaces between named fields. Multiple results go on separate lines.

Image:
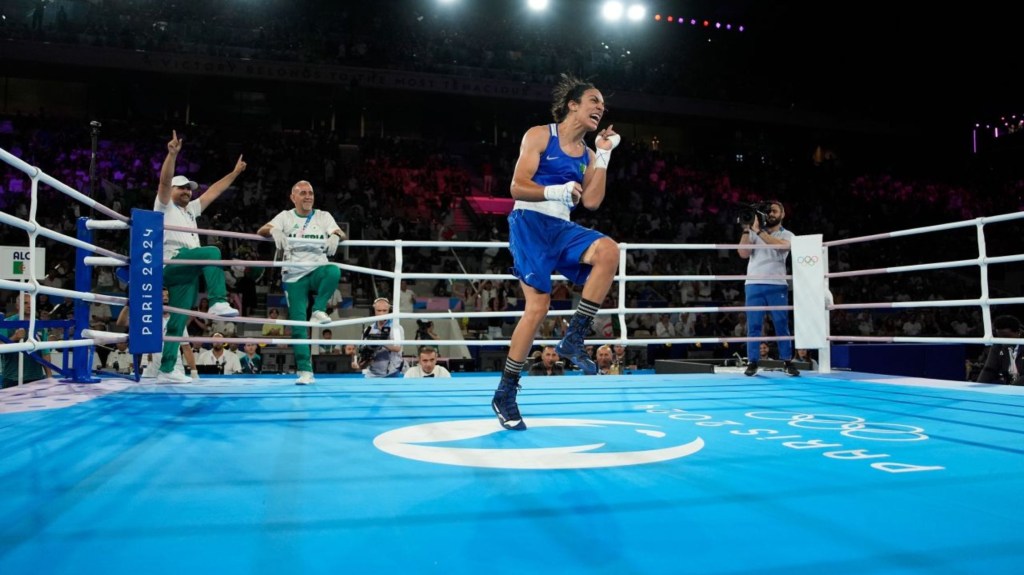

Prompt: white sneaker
xmin=155 ymin=370 xmax=192 ymax=384
xmin=295 ymin=371 xmax=315 ymax=386
xmin=208 ymin=301 xmax=240 ymax=317
xmin=310 ymin=310 xmax=331 ymax=324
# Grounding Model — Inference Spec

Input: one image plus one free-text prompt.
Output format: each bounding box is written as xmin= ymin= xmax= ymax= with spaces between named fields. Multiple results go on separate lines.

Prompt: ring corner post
xmin=127 ymin=209 xmax=164 ymax=358
xmin=70 ymin=217 xmax=100 ymax=383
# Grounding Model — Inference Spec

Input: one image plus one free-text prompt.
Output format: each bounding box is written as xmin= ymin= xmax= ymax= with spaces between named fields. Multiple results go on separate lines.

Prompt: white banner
xmin=0 ymin=246 xmax=46 ymax=281
xmin=791 ymin=235 xmax=826 ymax=349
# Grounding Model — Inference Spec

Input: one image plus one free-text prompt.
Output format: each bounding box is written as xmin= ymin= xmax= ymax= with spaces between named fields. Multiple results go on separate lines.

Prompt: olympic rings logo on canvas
xmin=744 ymin=411 xmax=928 ymax=442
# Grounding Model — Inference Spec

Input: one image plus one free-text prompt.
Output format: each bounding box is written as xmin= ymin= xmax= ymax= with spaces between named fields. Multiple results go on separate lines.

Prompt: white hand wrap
xmin=325 ymin=234 xmax=340 ymax=257
xmin=543 ymin=182 xmax=577 ymax=210
xmin=594 ymin=133 xmax=621 ymax=169
xmin=270 ymin=228 xmax=288 ymax=252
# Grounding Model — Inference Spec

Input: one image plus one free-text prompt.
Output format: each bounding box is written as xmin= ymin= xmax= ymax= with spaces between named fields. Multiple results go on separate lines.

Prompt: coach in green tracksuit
xmin=258 ymin=180 xmax=344 ymax=386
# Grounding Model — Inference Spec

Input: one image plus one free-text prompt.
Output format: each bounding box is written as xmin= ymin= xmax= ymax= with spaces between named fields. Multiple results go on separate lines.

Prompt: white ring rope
xmin=0 ymin=210 xmax=127 ymax=261
xmin=163 ymin=334 xmax=793 ymax=348
xmin=164 ymin=303 xmax=793 ymax=332
xmin=165 ymin=257 xmax=791 ymax=284
xmin=79 ymin=330 xmax=130 ymax=344
xmin=827 ymin=255 xmax=1024 ymax=279
xmin=0 ymin=279 xmax=128 ymax=306
xmin=0 ymin=338 xmax=113 ymax=355
xmin=0 ymin=281 xmax=128 ymax=357
xmin=822 ymin=210 xmax=1024 ymax=347
xmin=823 ymin=212 xmax=1024 ymax=247
xmin=84 ymin=257 xmax=129 ymax=268
xmin=3 ymin=142 xmax=1023 ymax=382
xmin=830 ymin=297 xmax=1024 ymax=311
xmin=0 ymin=148 xmax=129 ymax=223
xmin=85 ymin=220 xmax=131 ymax=231
xmin=0 ymin=146 xmax=131 ymax=372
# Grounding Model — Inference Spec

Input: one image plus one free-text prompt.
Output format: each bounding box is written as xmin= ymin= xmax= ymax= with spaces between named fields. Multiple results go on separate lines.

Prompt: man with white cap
xmin=153 ymin=130 xmax=245 ymax=383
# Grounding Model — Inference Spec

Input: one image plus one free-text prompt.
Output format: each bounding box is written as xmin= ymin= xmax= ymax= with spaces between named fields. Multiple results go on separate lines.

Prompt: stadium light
xmin=526 ymin=0 xmax=549 ymax=11
xmin=601 ymin=1 xmax=624 ymax=21
xmin=626 ymin=4 xmax=645 ymax=22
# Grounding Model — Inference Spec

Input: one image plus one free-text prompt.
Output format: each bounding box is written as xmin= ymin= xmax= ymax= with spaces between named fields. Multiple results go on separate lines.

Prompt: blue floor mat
xmin=2 ymin=372 xmax=1022 ymax=574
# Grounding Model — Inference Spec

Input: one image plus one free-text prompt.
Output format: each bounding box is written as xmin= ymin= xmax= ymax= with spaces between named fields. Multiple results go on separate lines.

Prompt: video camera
xmin=736 ymin=201 xmax=772 ymax=229
xmin=357 ymin=343 xmax=381 ymax=363
xmin=357 ymin=328 xmax=388 ymax=363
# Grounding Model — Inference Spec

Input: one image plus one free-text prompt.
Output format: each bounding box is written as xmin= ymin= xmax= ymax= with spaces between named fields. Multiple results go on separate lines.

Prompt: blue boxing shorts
xmin=507 ymin=209 xmax=606 ymax=293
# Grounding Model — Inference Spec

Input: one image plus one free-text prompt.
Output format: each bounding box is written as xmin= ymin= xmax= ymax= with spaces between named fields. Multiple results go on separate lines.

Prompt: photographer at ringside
xmin=351 ymin=297 xmax=406 ymax=378
xmin=976 ymin=315 xmax=1022 ymax=385
xmin=736 ymin=200 xmax=799 ymax=377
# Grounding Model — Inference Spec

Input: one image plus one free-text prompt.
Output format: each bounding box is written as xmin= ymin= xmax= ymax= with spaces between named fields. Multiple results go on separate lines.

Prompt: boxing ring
xmin=2 ymin=147 xmax=1023 ymax=574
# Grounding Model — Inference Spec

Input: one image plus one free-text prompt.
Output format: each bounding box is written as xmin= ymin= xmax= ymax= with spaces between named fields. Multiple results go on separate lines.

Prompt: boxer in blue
xmin=491 ymin=73 xmax=622 ymax=431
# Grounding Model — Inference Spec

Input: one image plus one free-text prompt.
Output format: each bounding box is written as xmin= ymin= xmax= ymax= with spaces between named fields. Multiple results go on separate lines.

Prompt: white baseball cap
xmin=170 ymin=175 xmax=198 ymax=190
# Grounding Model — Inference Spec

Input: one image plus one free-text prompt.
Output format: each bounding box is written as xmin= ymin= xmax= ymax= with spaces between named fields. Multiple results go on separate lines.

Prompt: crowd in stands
xmin=2 ymin=111 xmax=1020 ymax=370
xmin=0 ymin=2 xmax=1019 ymax=380
xmin=5 ymin=0 xmax=1024 ymax=363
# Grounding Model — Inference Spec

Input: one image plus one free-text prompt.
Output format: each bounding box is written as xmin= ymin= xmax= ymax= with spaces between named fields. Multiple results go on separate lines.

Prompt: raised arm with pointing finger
xmin=151 ymin=131 xmax=245 ymax=384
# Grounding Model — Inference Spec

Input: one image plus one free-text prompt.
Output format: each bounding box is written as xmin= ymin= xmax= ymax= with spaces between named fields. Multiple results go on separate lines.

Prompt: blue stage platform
xmin=1 ymin=371 xmax=1022 ymax=574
